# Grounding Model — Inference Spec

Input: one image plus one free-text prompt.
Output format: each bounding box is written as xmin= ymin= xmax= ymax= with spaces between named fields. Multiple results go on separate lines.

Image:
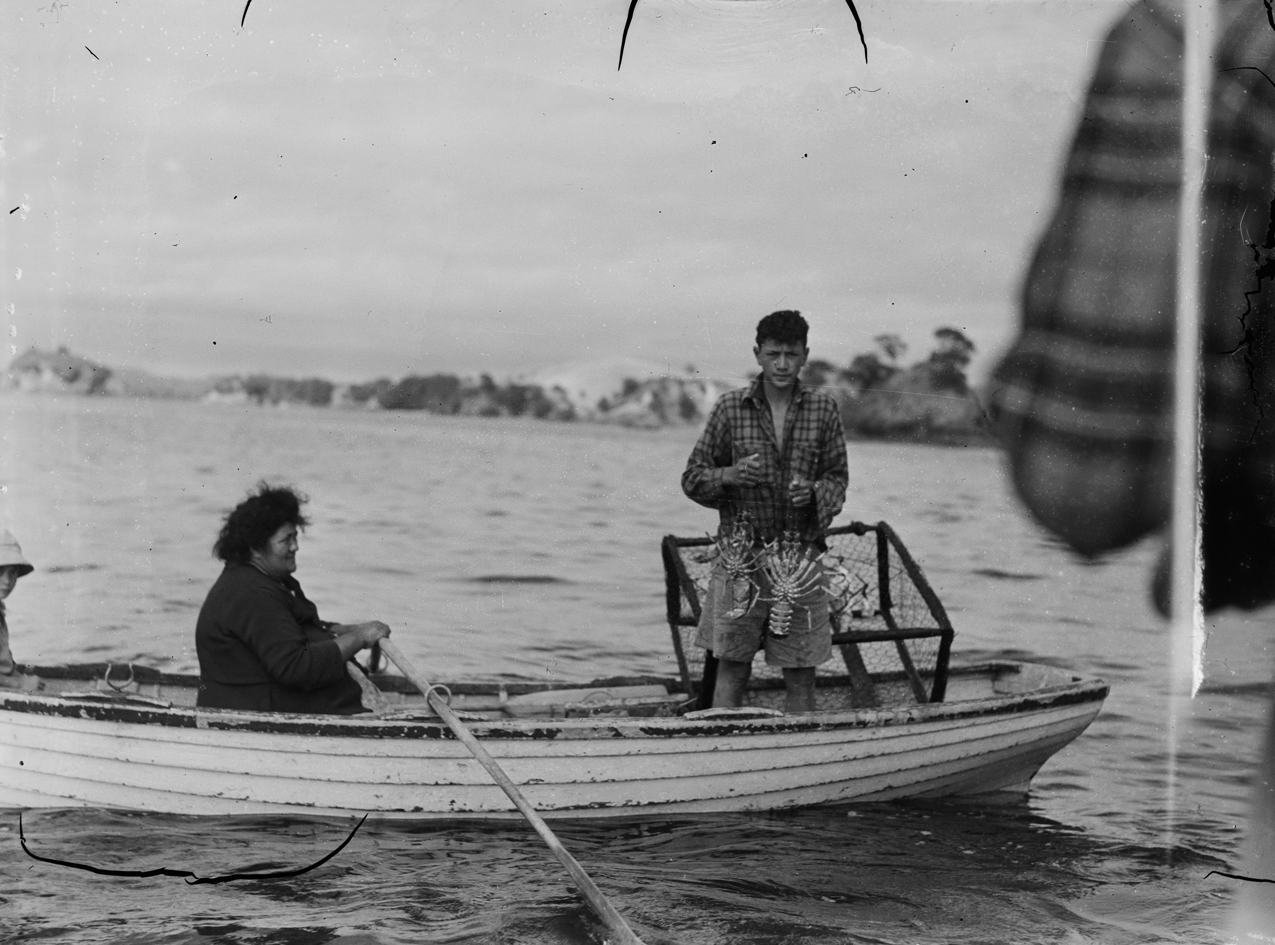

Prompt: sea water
xmin=1 ymin=394 xmax=1271 ymax=944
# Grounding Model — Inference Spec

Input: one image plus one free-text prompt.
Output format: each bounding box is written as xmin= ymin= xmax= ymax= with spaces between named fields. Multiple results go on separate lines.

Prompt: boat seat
xmin=502 ymin=684 xmax=689 ymax=719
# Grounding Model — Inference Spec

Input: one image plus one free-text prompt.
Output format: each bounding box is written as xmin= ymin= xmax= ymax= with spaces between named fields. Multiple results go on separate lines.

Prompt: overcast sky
xmin=3 ymin=0 xmax=1126 ymax=384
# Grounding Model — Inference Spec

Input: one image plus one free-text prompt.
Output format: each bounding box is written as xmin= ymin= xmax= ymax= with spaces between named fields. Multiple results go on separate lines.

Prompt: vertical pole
xmin=876 ymin=525 xmax=927 ymax=702
xmin=1169 ymin=0 xmax=1215 ymax=862
xmin=875 ymin=525 xmax=891 ymax=617
xmin=1167 ymin=0 xmax=1208 ymax=698
xmin=662 ymin=536 xmax=695 ymax=693
xmin=1172 ymin=0 xmax=1213 ymax=699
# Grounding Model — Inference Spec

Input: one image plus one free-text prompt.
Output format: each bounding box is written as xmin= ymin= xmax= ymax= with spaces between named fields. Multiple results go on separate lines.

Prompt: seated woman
xmin=196 ymin=483 xmax=390 ymax=714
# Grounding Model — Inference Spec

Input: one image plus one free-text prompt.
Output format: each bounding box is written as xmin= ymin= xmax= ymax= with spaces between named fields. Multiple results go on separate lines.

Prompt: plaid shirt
xmin=989 ymin=0 xmax=1275 ymax=611
xmin=682 ymin=377 xmax=848 ymax=547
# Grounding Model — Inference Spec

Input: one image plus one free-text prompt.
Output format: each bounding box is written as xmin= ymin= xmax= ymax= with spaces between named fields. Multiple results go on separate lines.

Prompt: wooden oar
xmin=346 ymin=662 xmax=391 ymax=712
xmin=374 ymin=639 xmax=648 ymax=945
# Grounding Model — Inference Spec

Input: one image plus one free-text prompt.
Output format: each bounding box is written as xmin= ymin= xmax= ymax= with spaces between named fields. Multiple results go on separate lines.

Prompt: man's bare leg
xmin=712 ymin=658 xmax=753 ymax=707
xmin=775 ymin=668 xmax=816 ymax=709
xmin=783 ymin=667 xmax=817 ymax=713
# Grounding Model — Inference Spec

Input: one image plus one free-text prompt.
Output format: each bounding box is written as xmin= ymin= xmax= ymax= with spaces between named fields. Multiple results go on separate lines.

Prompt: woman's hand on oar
xmin=376 ymin=639 xmax=649 ymax=945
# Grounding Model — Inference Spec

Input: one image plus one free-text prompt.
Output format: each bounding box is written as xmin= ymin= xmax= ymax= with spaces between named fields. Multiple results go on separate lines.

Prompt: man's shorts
xmin=693 ymin=562 xmax=833 ymax=668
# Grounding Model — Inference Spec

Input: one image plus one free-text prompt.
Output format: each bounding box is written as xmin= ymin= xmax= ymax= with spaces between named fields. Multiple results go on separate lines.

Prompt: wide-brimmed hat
xmin=0 ymin=530 xmax=34 ymax=576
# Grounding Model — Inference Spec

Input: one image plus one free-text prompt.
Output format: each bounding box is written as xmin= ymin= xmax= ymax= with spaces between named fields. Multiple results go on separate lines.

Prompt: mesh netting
xmin=666 ymin=523 xmax=951 ymax=710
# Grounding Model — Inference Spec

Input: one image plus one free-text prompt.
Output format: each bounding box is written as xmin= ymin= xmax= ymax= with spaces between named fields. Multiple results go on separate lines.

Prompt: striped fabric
xmin=989 ymin=0 xmax=1275 ymax=611
xmin=682 ymin=377 xmax=848 ymax=548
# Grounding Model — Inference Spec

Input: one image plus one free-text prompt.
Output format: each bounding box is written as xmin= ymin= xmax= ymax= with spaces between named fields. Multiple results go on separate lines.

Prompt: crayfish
xmin=714 ymin=516 xmax=759 ymax=619
xmin=757 ymin=532 xmax=827 ymax=637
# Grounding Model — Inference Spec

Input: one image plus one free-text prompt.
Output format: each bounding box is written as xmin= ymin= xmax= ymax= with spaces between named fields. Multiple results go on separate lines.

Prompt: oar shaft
xmin=377 ymin=640 xmax=647 ymax=945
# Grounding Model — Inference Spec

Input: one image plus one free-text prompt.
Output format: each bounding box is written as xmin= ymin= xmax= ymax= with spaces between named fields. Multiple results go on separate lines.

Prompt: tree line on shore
xmin=2 ymin=327 xmax=990 ymax=442
xmin=810 ymin=328 xmax=988 ymax=441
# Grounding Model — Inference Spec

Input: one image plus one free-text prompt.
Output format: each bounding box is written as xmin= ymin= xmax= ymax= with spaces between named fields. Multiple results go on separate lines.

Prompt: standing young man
xmin=682 ymin=310 xmax=849 ymax=712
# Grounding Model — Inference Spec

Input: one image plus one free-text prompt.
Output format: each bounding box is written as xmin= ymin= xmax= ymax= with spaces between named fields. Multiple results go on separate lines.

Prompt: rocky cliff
xmin=4 ymin=347 xmax=112 ymax=394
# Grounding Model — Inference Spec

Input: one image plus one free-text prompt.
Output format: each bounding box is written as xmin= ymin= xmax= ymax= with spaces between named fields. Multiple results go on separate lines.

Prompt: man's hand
xmin=788 ymin=476 xmax=814 ymax=507
xmin=723 ymin=453 xmax=764 ymax=487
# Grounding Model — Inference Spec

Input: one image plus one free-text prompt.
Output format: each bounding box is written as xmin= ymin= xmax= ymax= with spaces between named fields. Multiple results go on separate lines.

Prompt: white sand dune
xmin=526 ymin=357 xmax=690 ymax=411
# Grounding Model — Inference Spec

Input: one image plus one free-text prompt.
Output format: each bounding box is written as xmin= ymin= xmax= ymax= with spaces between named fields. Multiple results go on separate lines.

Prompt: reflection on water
xmin=3 ymin=803 xmax=1237 ymax=944
xmin=1 ymin=395 xmax=1271 ymax=942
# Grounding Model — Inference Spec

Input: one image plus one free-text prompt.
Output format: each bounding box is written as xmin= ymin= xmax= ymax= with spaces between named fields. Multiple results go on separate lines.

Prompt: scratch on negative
xmin=19 ymin=812 xmax=368 ymax=885
xmin=1206 ymin=869 xmax=1275 ymax=884
xmin=617 ymin=0 xmax=870 ymax=71
xmin=1218 ymin=67 xmax=1275 ymax=442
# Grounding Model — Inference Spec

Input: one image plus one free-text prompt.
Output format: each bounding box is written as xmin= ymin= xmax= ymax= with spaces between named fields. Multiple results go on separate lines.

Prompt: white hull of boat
xmin=0 ymin=661 xmax=1106 ymax=818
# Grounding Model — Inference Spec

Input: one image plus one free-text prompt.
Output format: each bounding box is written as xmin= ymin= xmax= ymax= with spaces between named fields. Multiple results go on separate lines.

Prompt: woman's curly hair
xmin=213 ymin=482 xmax=310 ymax=564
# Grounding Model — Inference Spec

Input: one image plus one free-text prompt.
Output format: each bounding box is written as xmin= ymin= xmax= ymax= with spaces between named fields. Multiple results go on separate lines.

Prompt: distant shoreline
xmin=3 ymin=342 xmax=996 ymax=446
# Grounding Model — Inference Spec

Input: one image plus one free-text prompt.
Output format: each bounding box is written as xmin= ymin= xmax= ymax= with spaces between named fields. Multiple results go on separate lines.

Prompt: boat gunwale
xmin=0 ymin=661 xmax=1109 ymax=740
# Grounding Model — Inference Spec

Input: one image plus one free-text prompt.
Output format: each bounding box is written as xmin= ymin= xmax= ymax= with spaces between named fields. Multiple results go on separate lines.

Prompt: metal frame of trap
xmin=662 ymin=521 xmax=956 ymax=710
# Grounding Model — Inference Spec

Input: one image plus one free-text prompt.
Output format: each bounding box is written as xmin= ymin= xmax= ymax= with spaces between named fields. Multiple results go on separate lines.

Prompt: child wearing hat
xmin=0 ymin=529 xmax=38 ymax=689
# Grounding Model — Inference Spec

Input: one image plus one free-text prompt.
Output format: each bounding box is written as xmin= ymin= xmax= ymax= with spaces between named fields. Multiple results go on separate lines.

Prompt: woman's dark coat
xmin=195 ymin=563 xmax=364 ymax=714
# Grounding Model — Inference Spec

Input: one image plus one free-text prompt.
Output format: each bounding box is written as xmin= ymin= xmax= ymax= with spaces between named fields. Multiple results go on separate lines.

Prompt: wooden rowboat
xmin=0 ymin=523 xmax=1107 ymax=817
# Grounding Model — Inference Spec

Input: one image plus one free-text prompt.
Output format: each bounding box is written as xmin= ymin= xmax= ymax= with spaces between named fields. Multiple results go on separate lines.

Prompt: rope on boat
xmin=103 ymin=663 xmax=135 ymax=692
xmin=424 ymin=683 xmax=452 ymax=706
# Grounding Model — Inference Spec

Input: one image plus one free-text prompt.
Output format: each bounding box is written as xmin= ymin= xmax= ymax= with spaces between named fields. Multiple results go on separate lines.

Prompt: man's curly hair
xmin=755 ymin=310 xmax=808 ymax=348
xmin=213 ymin=482 xmax=309 ymax=564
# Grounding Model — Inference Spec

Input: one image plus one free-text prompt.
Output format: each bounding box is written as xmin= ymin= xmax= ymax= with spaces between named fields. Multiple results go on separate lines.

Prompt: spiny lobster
xmin=714 ymin=517 xmax=759 ymax=619
xmin=757 ymin=532 xmax=827 ymax=637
